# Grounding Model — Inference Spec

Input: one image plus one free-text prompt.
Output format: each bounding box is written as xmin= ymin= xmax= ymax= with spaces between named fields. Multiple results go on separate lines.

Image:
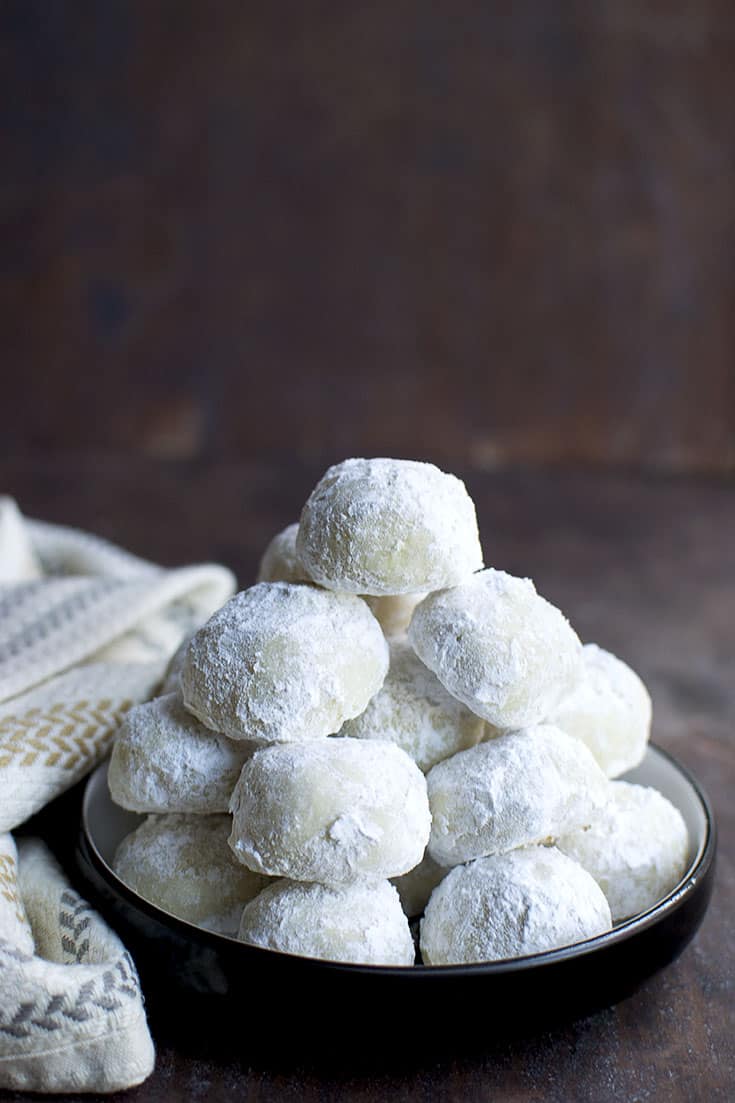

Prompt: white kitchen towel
xmin=0 ymin=497 xmax=236 ymax=705
xmin=0 ymin=496 xmax=237 ymax=1091
xmin=0 ymin=496 xmax=236 ymax=829
xmin=0 ymin=836 xmax=155 ymax=1093
xmin=0 ymin=662 xmax=164 ymax=834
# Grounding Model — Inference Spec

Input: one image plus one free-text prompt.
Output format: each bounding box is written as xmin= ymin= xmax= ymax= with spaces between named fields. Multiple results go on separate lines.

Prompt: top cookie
xmin=256 ymin=523 xmax=309 ymax=585
xmin=296 ymin=458 xmax=483 ymax=595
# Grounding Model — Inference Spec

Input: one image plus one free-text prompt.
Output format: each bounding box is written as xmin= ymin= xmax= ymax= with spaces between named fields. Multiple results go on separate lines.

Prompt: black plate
xmin=75 ymin=744 xmax=715 ymax=1046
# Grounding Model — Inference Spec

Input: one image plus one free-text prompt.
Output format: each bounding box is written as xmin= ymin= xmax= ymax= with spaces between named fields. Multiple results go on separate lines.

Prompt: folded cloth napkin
xmin=0 ymin=496 xmax=236 ymax=1092
xmin=1 ymin=836 xmax=155 ymax=1093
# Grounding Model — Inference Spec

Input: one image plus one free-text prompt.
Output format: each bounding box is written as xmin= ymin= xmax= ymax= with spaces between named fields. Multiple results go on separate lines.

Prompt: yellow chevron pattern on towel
xmin=0 ymin=698 xmax=134 ymax=771
xmin=0 ymin=853 xmax=27 ymax=927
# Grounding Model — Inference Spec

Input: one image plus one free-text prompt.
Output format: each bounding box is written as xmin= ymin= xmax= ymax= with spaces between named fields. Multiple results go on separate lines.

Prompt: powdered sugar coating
xmin=255 ymin=524 xmax=426 ymax=637
xmin=159 ymin=632 xmax=193 ymax=695
xmin=254 ymin=520 xmax=428 ymax=638
xmin=391 ymin=851 xmax=448 ymax=918
xmin=228 ymin=738 xmax=431 ymax=882
xmin=256 ymin=523 xmax=309 ymax=584
xmin=426 ymin=724 xmax=609 ymax=866
xmin=108 ymin=693 xmax=254 ymax=814
xmin=238 ymin=877 xmax=415 ymax=965
xmin=364 ymin=593 xmax=427 ymax=638
xmin=296 ymin=458 xmax=483 ymax=595
xmin=409 ymin=568 xmax=584 ymax=729
xmin=549 ymin=644 xmax=652 ymax=778
xmin=420 ymin=846 xmax=612 ymax=964
xmin=113 ymin=814 xmax=270 ymax=934
xmin=339 ymin=639 xmax=484 ymax=772
xmin=181 ymin=582 xmax=389 ymax=742
xmin=556 ymin=781 xmax=689 ymax=921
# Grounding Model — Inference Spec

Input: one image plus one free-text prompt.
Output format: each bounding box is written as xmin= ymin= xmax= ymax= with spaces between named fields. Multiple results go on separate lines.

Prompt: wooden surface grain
xmin=2 ymin=1 xmax=735 ymax=473
xmin=0 ymin=455 xmax=733 ymax=1102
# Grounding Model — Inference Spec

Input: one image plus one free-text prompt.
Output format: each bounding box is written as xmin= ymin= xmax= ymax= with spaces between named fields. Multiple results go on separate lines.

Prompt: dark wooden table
xmin=1 ymin=455 xmax=733 ymax=1103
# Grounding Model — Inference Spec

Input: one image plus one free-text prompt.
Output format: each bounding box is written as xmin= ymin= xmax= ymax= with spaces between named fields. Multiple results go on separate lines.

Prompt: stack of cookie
xmin=108 ymin=458 xmax=689 ymax=966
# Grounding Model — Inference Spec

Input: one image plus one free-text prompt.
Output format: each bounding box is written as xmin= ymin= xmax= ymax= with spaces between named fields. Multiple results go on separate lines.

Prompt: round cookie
xmin=339 ymin=638 xmax=484 ymax=772
xmin=391 ymin=852 xmax=448 ymax=919
xmin=181 ymin=582 xmax=389 ymax=743
xmin=229 ymin=738 xmax=431 ymax=882
xmin=254 ymin=525 xmax=423 ymax=639
xmin=159 ymin=633 xmax=193 ymax=695
xmin=256 ymin=523 xmax=309 ymax=584
xmin=426 ymin=724 xmax=609 ymax=867
xmin=408 ymin=568 xmax=584 ymax=729
xmin=255 ymin=524 xmax=425 ymax=637
xmin=420 ymin=846 xmax=612 ymax=965
xmin=108 ymin=693 xmax=253 ymax=814
xmin=238 ymin=878 xmax=415 ymax=965
xmin=296 ymin=457 xmax=483 ymax=595
xmin=549 ymin=644 xmax=652 ymax=778
xmin=556 ymin=781 xmax=689 ymax=921
xmin=364 ymin=593 xmax=427 ymax=638
xmin=113 ymin=814 xmax=269 ymax=934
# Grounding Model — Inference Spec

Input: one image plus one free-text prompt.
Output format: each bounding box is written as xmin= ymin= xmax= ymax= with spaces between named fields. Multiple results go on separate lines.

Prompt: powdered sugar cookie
xmin=113 ymin=814 xmax=269 ymax=934
xmin=556 ymin=781 xmax=689 ymax=920
xmin=409 ymin=568 xmax=583 ymax=729
xmin=364 ymin=593 xmax=426 ymax=638
xmin=340 ymin=638 xmax=484 ymax=772
xmin=426 ymin=724 xmax=608 ymax=867
xmin=238 ymin=878 xmax=415 ymax=965
xmin=229 ymin=738 xmax=431 ymax=882
xmin=159 ymin=633 xmax=193 ymax=695
xmin=255 ymin=524 xmax=425 ymax=637
xmin=108 ymin=693 xmax=253 ymax=814
xmin=421 ymin=846 xmax=612 ymax=964
xmin=181 ymin=582 xmax=389 ymax=742
xmin=296 ymin=458 xmax=483 ymax=595
xmin=391 ymin=852 xmax=447 ymax=918
xmin=256 ymin=523 xmax=308 ymax=584
xmin=549 ymin=644 xmax=651 ymax=778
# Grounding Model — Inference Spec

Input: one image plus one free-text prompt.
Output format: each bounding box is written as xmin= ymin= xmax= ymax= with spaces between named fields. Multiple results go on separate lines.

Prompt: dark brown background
xmin=2 ymin=0 xmax=734 ymax=472
xmin=1 ymin=2 xmax=734 ymax=1101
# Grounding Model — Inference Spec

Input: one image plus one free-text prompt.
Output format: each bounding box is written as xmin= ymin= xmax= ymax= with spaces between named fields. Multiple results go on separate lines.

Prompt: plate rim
xmin=80 ymin=741 xmax=717 ymax=978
